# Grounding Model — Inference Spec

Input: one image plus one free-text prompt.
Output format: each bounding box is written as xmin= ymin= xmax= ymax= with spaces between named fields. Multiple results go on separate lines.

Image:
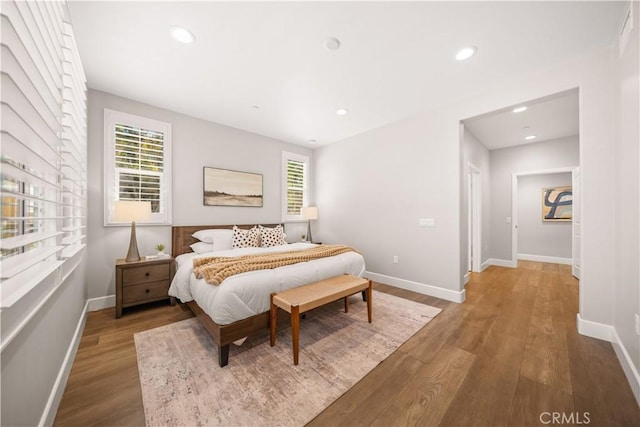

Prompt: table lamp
xmin=302 ymin=206 xmax=318 ymax=243
xmin=115 ymin=200 xmax=151 ymax=262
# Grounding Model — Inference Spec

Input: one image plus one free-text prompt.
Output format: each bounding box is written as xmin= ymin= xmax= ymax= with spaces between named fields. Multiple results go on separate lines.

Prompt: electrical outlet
xmin=393 ymin=255 xmax=399 ymax=264
xmin=634 ymin=313 xmax=640 ymax=336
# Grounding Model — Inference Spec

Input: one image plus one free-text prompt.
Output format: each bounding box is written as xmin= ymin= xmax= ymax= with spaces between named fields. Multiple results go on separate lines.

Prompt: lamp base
xmin=125 ymin=221 xmax=142 ymax=262
xmin=305 ymin=220 xmax=313 ymax=243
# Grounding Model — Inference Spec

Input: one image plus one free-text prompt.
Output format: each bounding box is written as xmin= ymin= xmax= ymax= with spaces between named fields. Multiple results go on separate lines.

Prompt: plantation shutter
xmin=286 ymin=159 xmax=306 ymax=215
xmin=61 ymin=20 xmax=87 ymax=259
xmin=114 ymin=123 xmax=164 ymax=213
xmin=281 ymin=151 xmax=309 ymax=221
xmin=0 ymin=0 xmax=87 ymax=307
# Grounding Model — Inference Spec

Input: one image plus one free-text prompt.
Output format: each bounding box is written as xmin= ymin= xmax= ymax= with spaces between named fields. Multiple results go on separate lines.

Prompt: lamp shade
xmin=302 ymin=206 xmax=318 ymax=220
xmin=114 ymin=201 xmax=151 ymax=222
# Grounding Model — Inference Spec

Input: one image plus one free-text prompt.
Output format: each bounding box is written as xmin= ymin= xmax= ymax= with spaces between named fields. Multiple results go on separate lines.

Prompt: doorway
xmin=511 ymin=166 xmax=580 ymax=277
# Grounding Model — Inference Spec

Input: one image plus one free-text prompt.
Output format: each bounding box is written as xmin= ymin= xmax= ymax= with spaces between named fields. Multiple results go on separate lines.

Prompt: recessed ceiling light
xmin=326 ymin=37 xmax=341 ymax=51
xmin=336 ymin=108 xmax=349 ymax=115
xmin=308 ymin=139 xmax=317 ymax=144
xmin=170 ymin=26 xmax=195 ymax=44
xmin=513 ymin=106 xmax=527 ymax=113
xmin=455 ymin=46 xmax=477 ymax=61
xmin=525 ymin=135 xmax=537 ymax=140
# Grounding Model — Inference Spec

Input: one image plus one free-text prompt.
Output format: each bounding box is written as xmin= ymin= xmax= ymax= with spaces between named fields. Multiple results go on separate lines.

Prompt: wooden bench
xmin=270 ymin=274 xmax=372 ymax=365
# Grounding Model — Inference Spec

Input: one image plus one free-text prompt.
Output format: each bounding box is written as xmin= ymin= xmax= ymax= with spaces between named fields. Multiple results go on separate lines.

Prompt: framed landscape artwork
xmin=203 ymin=167 xmax=263 ymax=207
xmin=542 ymin=186 xmax=572 ymax=221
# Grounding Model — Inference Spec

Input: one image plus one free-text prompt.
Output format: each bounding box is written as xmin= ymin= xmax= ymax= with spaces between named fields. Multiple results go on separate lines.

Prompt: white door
xmin=572 ymin=167 xmax=581 ymax=279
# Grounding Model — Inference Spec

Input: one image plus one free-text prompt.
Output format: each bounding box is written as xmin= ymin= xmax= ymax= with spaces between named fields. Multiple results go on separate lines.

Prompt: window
xmin=282 ymin=151 xmax=309 ymax=221
xmin=1 ymin=2 xmax=87 ymax=307
xmin=104 ymin=109 xmax=172 ymax=225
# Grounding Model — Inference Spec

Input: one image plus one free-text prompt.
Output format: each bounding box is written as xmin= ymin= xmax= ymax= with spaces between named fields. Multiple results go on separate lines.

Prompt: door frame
xmin=571 ymin=167 xmax=581 ymax=279
xmin=468 ymin=163 xmax=482 ymax=273
xmin=511 ymin=166 xmax=579 ymax=268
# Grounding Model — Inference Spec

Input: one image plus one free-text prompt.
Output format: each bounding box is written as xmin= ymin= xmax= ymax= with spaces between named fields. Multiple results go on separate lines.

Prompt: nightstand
xmin=115 ymin=257 xmax=176 ymax=318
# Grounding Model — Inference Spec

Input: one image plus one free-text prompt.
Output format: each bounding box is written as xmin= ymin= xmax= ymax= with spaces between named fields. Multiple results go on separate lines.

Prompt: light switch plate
xmin=419 ymin=218 xmax=435 ymax=227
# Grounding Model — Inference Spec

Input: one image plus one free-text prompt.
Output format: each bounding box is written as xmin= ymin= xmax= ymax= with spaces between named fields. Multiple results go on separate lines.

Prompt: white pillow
xmin=190 ymin=241 xmax=215 ymax=254
xmin=213 ymin=234 xmax=233 ymax=251
xmin=192 ymin=229 xmax=234 ymax=250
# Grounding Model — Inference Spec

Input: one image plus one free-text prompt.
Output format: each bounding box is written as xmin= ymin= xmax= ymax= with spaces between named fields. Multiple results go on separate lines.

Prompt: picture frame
xmin=542 ymin=186 xmax=572 ymax=221
xmin=203 ymin=167 xmax=263 ymax=207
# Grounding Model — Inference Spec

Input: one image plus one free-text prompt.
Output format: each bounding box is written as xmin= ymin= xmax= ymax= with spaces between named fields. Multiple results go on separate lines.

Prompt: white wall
xmin=87 ymin=90 xmax=311 ymax=300
xmin=517 ymin=173 xmax=572 ymax=260
xmin=489 ymin=137 xmax=579 ymax=262
xmin=1 ymin=253 xmax=87 ymax=427
xmin=460 ymin=126 xmax=491 ymax=277
xmin=315 ymin=45 xmax=616 ymax=326
xmin=314 ymin=107 xmax=464 ymax=301
xmin=613 ymin=1 xmax=639 ymax=399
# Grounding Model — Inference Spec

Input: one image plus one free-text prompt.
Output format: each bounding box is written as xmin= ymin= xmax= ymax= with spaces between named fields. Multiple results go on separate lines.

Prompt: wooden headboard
xmin=171 ymin=224 xmax=282 ymax=257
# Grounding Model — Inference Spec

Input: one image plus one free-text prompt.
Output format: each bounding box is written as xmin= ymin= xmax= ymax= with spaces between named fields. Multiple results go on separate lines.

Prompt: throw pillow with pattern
xmin=232 ymin=225 xmax=259 ymax=248
xmin=259 ymin=225 xmax=286 ymax=247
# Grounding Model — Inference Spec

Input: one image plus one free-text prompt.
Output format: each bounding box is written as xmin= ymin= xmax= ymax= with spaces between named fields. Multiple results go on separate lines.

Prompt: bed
xmin=169 ymin=224 xmax=366 ymax=367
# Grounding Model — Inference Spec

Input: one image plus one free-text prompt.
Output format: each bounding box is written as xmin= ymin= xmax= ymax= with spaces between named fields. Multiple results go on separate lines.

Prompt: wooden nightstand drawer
xmin=116 ymin=257 xmax=176 ymax=318
xmin=123 ymin=281 xmax=170 ymax=304
xmin=122 ymin=263 xmax=170 ymax=286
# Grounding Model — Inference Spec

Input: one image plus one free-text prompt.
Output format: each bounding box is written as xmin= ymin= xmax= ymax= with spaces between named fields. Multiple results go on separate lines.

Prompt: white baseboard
xmin=576 ymin=313 xmax=613 ymax=342
xmin=87 ymin=294 xmax=115 ymax=311
xmin=487 ymin=258 xmax=516 ymax=268
xmin=576 ymin=314 xmax=640 ymax=406
xmin=365 ymin=271 xmax=465 ymax=303
xmin=463 ymin=273 xmax=470 ymax=285
xmin=518 ymin=253 xmax=572 ymax=265
xmin=39 ymin=299 xmax=89 ymax=427
xmin=611 ymin=329 xmax=640 ymax=406
xmin=480 ymin=259 xmax=491 ymax=271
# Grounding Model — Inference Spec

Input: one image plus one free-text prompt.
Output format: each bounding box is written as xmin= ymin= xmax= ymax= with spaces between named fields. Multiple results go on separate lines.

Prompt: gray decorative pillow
xmin=232 ymin=225 xmax=259 ymax=248
xmin=259 ymin=225 xmax=286 ymax=247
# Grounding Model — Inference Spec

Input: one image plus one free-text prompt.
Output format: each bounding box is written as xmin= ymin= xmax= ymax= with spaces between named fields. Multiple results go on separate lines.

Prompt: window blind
xmin=281 ymin=151 xmax=309 ymax=221
xmin=286 ymin=159 xmax=306 ymax=215
xmin=114 ymin=123 xmax=164 ymax=213
xmin=0 ymin=0 xmax=87 ymax=306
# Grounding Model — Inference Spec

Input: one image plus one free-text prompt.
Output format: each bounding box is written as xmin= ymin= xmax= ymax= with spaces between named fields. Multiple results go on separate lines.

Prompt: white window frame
xmin=104 ymin=109 xmax=172 ymax=226
xmin=281 ymin=151 xmax=310 ymax=222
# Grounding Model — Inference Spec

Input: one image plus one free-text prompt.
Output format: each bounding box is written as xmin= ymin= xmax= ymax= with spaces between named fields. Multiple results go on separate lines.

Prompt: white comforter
xmin=169 ymin=243 xmax=366 ymax=325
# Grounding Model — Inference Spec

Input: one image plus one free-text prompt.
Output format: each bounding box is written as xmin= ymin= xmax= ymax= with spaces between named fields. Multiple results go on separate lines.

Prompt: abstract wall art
xmin=542 ymin=186 xmax=572 ymax=221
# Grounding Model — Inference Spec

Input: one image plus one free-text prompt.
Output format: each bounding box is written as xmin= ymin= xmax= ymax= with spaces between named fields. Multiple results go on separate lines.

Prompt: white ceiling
xmin=68 ymin=1 xmax=624 ymax=147
xmin=463 ymin=89 xmax=579 ymax=151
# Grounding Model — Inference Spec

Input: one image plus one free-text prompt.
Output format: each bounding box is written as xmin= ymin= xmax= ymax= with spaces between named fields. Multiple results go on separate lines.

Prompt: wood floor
xmin=54 ymin=262 xmax=639 ymax=426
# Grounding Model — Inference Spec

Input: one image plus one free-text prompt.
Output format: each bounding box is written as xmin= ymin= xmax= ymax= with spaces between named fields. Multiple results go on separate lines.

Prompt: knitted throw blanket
xmin=193 ymin=245 xmax=358 ymax=285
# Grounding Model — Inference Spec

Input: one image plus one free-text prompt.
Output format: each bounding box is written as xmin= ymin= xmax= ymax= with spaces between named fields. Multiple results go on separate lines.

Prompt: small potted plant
xmin=301 ymin=234 xmax=306 ymax=242
xmin=155 ymin=243 xmax=165 ymax=256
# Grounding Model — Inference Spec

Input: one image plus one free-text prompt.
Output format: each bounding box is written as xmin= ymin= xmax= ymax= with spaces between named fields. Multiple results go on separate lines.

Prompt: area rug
xmin=134 ymin=290 xmax=441 ymax=426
